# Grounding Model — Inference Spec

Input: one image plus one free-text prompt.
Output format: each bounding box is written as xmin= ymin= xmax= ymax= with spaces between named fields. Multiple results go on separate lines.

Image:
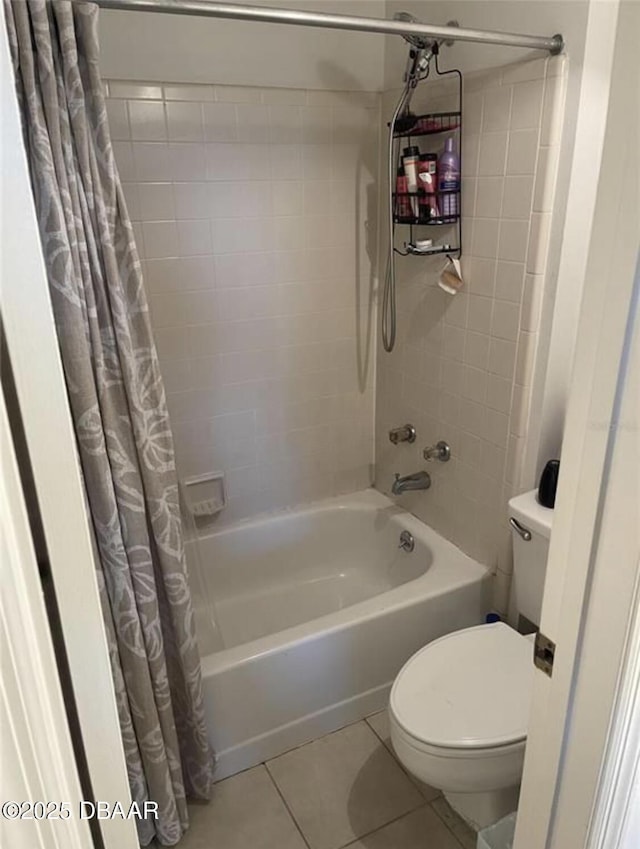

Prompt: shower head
xmin=393 ymin=10 xmax=434 ymax=50
xmin=394 ymin=11 xmax=439 ymax=88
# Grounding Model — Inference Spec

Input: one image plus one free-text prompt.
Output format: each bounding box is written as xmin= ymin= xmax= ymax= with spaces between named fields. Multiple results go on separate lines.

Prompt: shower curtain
xmin=5 ymin=1 xmax=214 ymax=844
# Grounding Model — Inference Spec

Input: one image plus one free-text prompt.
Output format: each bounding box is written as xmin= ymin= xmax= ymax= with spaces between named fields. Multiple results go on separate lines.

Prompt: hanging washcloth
xmin=438 ymin=256 xmax=464 ymax=294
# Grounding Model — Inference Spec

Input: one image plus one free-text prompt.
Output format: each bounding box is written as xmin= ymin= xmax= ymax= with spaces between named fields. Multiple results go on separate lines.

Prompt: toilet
xmin=389 ymin=490 xmax=553 ymax=831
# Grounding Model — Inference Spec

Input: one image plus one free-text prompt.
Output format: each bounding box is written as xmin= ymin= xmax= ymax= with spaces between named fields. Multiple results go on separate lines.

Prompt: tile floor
xmin=168 ymin=712 xmax=477 ymax=849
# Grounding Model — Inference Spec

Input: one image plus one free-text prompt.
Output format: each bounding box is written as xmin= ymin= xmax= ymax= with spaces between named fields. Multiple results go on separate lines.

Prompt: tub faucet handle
xmin=389 ymin=424 xmax=417 ymax=445
xmin=423 ymin=440 xmax=451 ymax=462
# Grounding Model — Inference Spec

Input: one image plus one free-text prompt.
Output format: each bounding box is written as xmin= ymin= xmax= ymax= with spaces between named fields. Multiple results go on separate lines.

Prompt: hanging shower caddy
xmin=390 ymin=56 xmax=463 ymax=259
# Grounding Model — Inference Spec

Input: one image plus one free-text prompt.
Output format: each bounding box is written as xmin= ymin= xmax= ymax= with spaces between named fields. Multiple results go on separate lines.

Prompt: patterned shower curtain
xmin=5 ymin=1 xmax=214 ymax=844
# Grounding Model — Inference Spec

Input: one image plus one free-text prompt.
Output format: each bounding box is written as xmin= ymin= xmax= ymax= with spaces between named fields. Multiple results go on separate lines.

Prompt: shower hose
xmin=381 ymin=81 xmax=414 ymax=353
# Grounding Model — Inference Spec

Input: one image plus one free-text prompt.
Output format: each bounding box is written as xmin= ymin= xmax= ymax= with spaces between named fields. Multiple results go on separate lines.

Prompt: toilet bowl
xmin=389 ymin=622 xmax=534 ymax=831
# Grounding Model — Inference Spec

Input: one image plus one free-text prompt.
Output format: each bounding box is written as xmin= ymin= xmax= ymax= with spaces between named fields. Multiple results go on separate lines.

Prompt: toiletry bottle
xmin=395 ymin=168 xmax=411 ymax=219
xmin=437 ymin=137 xmax=460 ymax=219
xmin=402 ymin=145 xmax=420 ymax=218
xmin=538 ymin=459 xmax=560 ymax=508
xmin=417 ymin=153 xmax=439 ymax=219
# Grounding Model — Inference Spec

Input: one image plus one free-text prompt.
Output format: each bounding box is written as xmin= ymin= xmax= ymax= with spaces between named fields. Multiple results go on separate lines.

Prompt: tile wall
xmin=106 ymin=81 xmax=380 ymax=527
xmin=375 ymin=56 xmax=568 ymax=613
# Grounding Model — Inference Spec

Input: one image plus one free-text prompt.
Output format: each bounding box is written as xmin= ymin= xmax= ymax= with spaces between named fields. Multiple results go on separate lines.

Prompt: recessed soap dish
xmin=182 ymin=472 xmax=226 ymax=518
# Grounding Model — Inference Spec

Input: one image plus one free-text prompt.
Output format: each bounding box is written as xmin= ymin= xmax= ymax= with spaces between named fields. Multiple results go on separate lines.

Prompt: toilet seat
xmin=390 ymin=623 xmax=534 ymax=751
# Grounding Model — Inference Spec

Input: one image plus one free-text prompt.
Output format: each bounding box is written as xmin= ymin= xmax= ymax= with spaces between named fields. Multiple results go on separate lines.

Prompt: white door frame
xmin=515 ymin=0 xmax=640 ymax=846
xmin=0 ymin=391 xmax=92 ymax=849
xmin=0 ymin=7 xmax=138 ymax=848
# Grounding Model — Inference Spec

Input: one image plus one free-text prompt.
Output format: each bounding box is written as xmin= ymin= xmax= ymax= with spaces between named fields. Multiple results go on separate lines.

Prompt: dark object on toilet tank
xmin=538 ymin=459 xmax=560 ymax=508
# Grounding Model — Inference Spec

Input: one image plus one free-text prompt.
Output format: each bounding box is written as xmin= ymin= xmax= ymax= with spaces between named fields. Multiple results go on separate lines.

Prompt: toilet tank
xmin=508 ymin=490 xmax=554 ymax=627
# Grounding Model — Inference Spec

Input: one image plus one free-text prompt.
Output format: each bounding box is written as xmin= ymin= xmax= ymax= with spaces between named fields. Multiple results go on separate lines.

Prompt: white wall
xmin=99 ymin=0 xmax=386 ymax=91
xmin=107 ymin=79 xmax=379 ymax=528
xmin=384 ymin=1 xmax=591 ymax=488
xmin=375 ymin=56 xmax=568 ymax=612
xmin=383 ymin=0 xmax=588 ymax=82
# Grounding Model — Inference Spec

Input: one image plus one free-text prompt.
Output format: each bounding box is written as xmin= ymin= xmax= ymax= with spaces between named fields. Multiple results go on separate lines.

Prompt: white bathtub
xmin=188 ymin=489 xmax=490 ymax=780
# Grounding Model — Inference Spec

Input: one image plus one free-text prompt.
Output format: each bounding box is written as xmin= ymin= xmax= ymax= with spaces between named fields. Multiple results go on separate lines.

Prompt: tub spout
xmin=392 ymin=471 xmax=431 ymax=496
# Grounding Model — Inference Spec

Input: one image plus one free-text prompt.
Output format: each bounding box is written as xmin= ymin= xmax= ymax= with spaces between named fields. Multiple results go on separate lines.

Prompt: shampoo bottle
xmin=438 ymin=137 xmax=460 ymax=218
xmin=402 ymin=146 xmax=420 ymax=218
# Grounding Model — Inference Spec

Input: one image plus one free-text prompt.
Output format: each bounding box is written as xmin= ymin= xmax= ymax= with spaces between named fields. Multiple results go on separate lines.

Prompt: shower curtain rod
xmin=95 ymin=0 xmax=564 ymax=55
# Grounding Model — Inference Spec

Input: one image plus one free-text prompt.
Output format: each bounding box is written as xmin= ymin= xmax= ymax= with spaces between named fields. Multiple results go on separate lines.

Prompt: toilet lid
xmin=390 ymin=623 xmax=534 ymax=750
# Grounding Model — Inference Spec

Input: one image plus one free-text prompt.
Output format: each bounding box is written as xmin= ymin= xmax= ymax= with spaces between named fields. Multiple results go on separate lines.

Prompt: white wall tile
xmin=262 ymin=88 xmax=308 ymax=106
xmin=533 ymin=146 xmax=559 ymax=213
xmin=302 ymin=144 xmax=333 ymax=180
xmin=501 ymin=58 xmax=547 ymax=85
xmin=106 ymin=100 xmax=130 ymax=140
xmin=173 ymin=182 xmax=210 ymax=219
xmin=138 ymin=182 xmax=175 ymax=220
xmin=464 ymin=90 xmax=483 ymax=133
xmin=273 ymin=180 xmax=303 ymax=215
xmin=506 ymin=129 xmax=539 ymax=175
xmin=202 ymin=103 xmax=237 ymax=142
xmin=133 ymin=142 xmax=169 ymax=181
xmin=106 ymin=57 xmax=565 ymax=544
xmin=540 ymin=76 xmax=566 ymax=146
xmin=468 ymin=258 xmax=497 ymax=297
xmin=510 ymin=80 xmax=544 ymax=130
xmin=486 ymin=373 xmax=513 ymax=414
xmin=527 ymin=213 xmax=552 ymax=274
xmin=467 ymin=295 xmax=493 ymax=335
xmin=178 ymin=220 xmax=212 ymax=256
xmin=164 ymin=83 xmax=214 ymax=102
xmin=268 ymin=144 xmax=302 ymax=181
xmin=166 ymin=101 xmax=203 ymax=142
xmin=215 ymin=85 xmax=263 ymax=104
xmin=182 ymin=291 xmax=218 ymax=325
xmin=520 ymin=274 xmax=544 ymax=332
xmin=495 ymin=261 xmax=525 ymax=303
xmin=121 ymin=183 xmax=140 ymax=220
xmin=475 ymin=177 xmax=504 ymax=218
xmin=464 ymin=332 xmax=490 ymax=370
xmin=478 ymin=131 xmax=508 ymax=176
xmin=112 ymin=142 xmax=135 ymax=181
xmin=491 ymin=300 xmax=520 ymax=342
xmin=482 ymin=85 xmax=512 ymax=132
xmin=128 ymin=100 xmax=166 ymax=141
xmin=300 ymin=106 xmax=332 ymax=144
xmin=236 ymin=104 xmax=270 ymax=144
xmin=462 ymin=366 xmax=487 ymax=405
xmin=502 ymin=175 xmax=534 ymax=219
xmin=498 ymin=219 xmax=530 ymax=263
xmin=471 ymin=218 xmax=500 ymax=259
xmin=488 ymin=338 xmax=517 ymax=380
xmin=268 ymin=105 xmax=302 ymax=144
xmin=109 ymin=82 xmax=162 ymax=100
xmin=168 ymin=143 xmax=206 ymax=181
xmin=142 ymin=221 xmax=179 ymax=258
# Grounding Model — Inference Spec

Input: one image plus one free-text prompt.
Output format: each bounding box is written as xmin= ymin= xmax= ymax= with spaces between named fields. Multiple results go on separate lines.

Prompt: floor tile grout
xmin=365 ymin=713 xmax=443 ymax=804
xmin=429 ymin=798 xmax=474 ymax=849
xmin=264 ymin=719 xmax=430 ymax=849
xmin=263 ymin=760 xmax=313 ymax=849
xmin=202 ymin=714 xmax=471 ymax=849
xmin=337 ymin=798 xmax=430 ymax=849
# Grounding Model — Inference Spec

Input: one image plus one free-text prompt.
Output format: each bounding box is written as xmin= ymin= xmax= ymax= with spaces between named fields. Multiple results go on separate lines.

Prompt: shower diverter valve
xmin=182 ymin=472 xmax=226 ymax=517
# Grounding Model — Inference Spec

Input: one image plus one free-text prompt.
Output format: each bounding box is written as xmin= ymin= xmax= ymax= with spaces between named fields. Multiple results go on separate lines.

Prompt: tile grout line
xmin=429 ymin=799 xmax=474 ymax=849
xmin=364 ymin=714 xmax=443 ymax=804
xmin=337 ymin=799 xmax=431 ymax=849
xmin=263 ymin=760 xmax=313 ymax=849
xmin=263 ymin=718 xmax=428 ymax=849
